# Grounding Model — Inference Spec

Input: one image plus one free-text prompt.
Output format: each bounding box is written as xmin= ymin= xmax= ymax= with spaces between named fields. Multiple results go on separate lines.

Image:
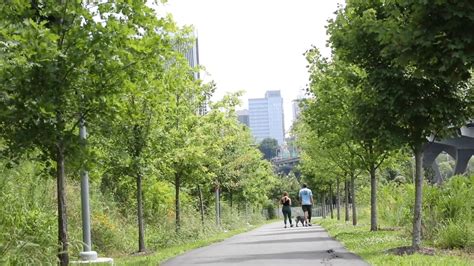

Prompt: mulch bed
xmin=130 ymin=250 xmax=155 ymax=256
xmin=387 ymin=246 xmax=436 ymax=256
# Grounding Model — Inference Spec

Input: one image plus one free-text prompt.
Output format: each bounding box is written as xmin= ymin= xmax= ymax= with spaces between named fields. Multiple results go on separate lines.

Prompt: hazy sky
xmin=163 ymin=0 xmax=342 ymax=131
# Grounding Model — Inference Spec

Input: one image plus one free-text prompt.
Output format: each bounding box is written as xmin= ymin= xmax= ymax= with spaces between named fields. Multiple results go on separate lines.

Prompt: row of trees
xmin=0 ymin=2 xmax=277 ymax=265
xmin=295 ymin=0 xmax=473 ymax=252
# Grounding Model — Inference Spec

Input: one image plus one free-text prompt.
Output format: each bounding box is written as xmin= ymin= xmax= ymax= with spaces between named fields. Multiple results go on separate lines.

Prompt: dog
xmin=294 ymin=215 xmax=305 ymax=227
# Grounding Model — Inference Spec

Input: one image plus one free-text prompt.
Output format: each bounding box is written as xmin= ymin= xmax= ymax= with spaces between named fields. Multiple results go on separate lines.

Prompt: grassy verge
xmin=114 ymin=219 xmax=277 ymax=265
xmin=317 ymin=218 xmax=473 ymax=266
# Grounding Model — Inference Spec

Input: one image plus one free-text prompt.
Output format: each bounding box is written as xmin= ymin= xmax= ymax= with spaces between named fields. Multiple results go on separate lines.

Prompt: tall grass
xmin=0 ymin=160 xmax=266 ymax=263
xmin=357 ymin=175 xmax=474 ymax=251
xmin=0 ymin=161 xmax=58 ymax=265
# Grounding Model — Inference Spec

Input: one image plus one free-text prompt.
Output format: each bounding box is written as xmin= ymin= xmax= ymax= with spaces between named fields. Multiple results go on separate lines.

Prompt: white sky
xmin=162 ymin=0 xmax=342 ymax=131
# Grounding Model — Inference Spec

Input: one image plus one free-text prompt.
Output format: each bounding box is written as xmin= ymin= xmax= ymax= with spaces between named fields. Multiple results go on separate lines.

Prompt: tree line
xmin=294 ymin=0 xmax=473 ymax=253
xmin=0 ymin=2 xmax=277 ymax=265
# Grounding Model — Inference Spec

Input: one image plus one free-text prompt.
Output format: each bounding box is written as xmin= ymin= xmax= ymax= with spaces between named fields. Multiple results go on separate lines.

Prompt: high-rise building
xmin=236 ymin=109 xmax=250 ymax=127
xmin=183 ymin=37 xmax=200 ymax=80
xmin=176 ymin=33 xmax=207 ymax=115
xmin=292 ymin=99 xmax=302 ymax=121
xmin=249 ymin=90 xmax=285 ymax=145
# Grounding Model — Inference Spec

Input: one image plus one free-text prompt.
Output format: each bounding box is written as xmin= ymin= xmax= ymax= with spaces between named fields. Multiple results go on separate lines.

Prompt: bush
xmin=0 ymin=161 xmax=58 ymax=265
xmin=91 ymin=213 xmax=131 ymax=254
xmin=393 ymin=175 xmax=407 ymax=184
xmin=263 ymin=202 xmax=276 ymax=220
xmin=357 ymin=174 xmax=473 ymax=250
xmin=436 ymin=219 xmax=474 ymax=249
xmin=0 ymin=158 xmax=269 ymax=262
xmin=377 ymin=182 xmax=413 ymax=227
xmin=436 ymin=175 xmax=473 ymax=221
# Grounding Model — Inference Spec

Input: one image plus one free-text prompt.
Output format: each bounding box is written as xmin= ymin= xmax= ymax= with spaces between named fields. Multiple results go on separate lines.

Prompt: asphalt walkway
xmin=162 ymin=221 xmax=369 ymax=266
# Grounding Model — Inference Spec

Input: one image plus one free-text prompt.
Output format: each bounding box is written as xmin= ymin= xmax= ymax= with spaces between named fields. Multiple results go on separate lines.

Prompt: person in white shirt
xmin=298 ymin=183 xmax=314 ymax=226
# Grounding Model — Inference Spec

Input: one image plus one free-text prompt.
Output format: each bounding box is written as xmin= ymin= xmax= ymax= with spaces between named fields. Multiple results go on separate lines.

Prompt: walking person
xmin=299 ymin=183 xmax=314 ymax=226
xmin=280 ymin=192 xmax=293 ymax=228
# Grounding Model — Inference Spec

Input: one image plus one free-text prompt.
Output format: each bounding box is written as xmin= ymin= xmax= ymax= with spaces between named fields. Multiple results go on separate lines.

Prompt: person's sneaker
xmin=284 ymin=225 xmax=287 ymax=228
xmin=290 ymin=224 xmax=294 ymax=227
xmin=308 ymin=223 xmax=312 ymax=226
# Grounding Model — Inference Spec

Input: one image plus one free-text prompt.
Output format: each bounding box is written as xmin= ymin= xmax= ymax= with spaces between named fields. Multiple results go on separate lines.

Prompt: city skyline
xmin=162 ymin=0 xmax=341 ymax=131
xmin=248 ymin=90 xmax=285 ymax=145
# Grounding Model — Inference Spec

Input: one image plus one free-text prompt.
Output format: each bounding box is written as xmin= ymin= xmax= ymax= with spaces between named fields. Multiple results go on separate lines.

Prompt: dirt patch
xmin=378 ymin=227 xmax=402 ymax=231
xmin=387 ymin=246 xmax=435 ymax=256
xmin=130 ymin=250 xmax=155 ymax=256
xmin=437 ymin=247 xmax=474 ymax=260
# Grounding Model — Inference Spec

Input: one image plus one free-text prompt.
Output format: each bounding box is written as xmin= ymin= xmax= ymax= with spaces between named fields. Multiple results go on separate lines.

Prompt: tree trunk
xmin=329 ymin=183 xmax=334 ymax=219
xmin=230 ymin=191 xmax=233 ymax=215
xmin=370 ymin=166 xmax=378 ymax=231
xmin=351 ymin=173 xmax=357 ymax=226
xmin=321 ymin=194 xmax=326 ymax=218
xmin=344 ymin=180 xmax=349 ymax=222
xmin=198 ymin=184 xmax=205 ymax=227
xmin=56 ymin=141 xmax=69 ymax=266
xmin=218 ymin=189 xmax=221 ymax=222
xmin=245 ymin=203 xmax=249 ymax=223
xmin=412 ymin=147 xmax=424 ymax=250
xmin=175 ymin=172 xmax=181 ymax=232
xmin=215 ymin=186 xmax=220 ymax=226
xmin=336 ymin=178 xmax=341 ymax=220
xmin=137 ymin=170 xmax=145 ymax=252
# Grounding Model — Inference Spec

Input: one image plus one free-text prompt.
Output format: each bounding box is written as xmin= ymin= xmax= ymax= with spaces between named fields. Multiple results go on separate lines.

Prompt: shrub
xmin=0 ymin=161 xmax=58 ymax=265
xmin=436 ymin=175 xmax=473 ymax=221
xmin=357 ymin=174 xmax=473 ymax=250
xmin=436 ymin=219 xmax=474 ymax=249
xmin=393 ymin=175 xmax=406 ymax=184
xmin=0 ymin=159 xmax=269 ymax=262
xmin=378 ymin=182 xmax=413 ymax=227
xmin=91 ymin=213 xmax=125 ymax=254
xmin=263 ymin=201 xmax=276 ymax=220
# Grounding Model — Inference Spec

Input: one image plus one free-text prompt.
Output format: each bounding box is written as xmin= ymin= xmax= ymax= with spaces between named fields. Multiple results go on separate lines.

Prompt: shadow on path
xmin=234 ymin=236 xmax=332 ymax=245
xmin=162 ymin=222 xmax=369 ymax=266
xmin=253 ymin=229 xmax=326 ymax=237
xmin=193 ymin=250 xmax=356 ymax=265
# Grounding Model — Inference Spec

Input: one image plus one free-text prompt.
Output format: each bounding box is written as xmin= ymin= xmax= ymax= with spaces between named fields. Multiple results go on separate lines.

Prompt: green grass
xmin=317 ymin=218 xmax=473 ymax=266
xmin=114 ymin=220 xmax=277 ymax=266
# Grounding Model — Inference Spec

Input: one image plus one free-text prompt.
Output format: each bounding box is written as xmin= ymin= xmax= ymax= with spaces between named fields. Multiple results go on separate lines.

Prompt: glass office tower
xmin=249 ymin=90 xmax=285 ymax=145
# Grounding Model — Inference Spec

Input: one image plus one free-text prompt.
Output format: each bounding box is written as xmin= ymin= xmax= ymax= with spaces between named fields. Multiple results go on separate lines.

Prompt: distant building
xmin=292 ymin=99 xmax=302 ymax=121
xmin=285 ymin=136 xmax=299 ymax=158
xmin=176 ymin=33 xmax=206 ymax=115
xmin=181 ymin=35 xmax=200 ymax=80
xmin=237 ymin=109 xmax=250 ymax=127
xmin=249 ymin=90 xmax=285 ymax=145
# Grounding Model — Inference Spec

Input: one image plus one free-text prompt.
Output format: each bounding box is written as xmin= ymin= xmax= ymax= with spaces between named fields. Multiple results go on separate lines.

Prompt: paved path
xmin=162 ymin=222 xmax=369 ymax=266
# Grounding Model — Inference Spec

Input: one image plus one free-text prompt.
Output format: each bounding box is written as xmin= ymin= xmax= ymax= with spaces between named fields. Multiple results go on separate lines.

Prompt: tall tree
xmin=258 ymin=138 xmax=279 ymax=160
xmin=328 ymin=0 xmax=474 ymax=249
xmin=0 ymin=2 xmax=177 ymax=263
xmin=327 ymin=3 xmax=404 ymax=231
xmin=300 ymin=48 xmax=366 ymax=227
xmin=161 ymin=65 xmax=205 ymax=232
xmin=380 ymin=0 xmax=474 ymax=83
xmin=98 ymin=45 xmax=190 ymax=251
xmin=202 ymin=94 xmax=277 ymax=223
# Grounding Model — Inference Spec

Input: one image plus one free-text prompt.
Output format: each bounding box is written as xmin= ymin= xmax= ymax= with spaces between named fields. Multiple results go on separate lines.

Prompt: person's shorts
xmin=302 ymin=205 xmax=312 ymax=213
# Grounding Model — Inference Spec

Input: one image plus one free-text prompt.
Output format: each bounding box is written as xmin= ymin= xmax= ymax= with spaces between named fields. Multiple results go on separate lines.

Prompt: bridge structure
xmin=271 ymin=156 xmax=300 ymax=176
xmin=270 ymin=122 xmax=474 ymax=183
xmin=423 ymin=122 xmax=474 ymax=184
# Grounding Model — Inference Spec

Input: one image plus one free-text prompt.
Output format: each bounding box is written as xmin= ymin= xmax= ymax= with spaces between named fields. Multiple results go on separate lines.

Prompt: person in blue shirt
xmin=298 ymin=183 xmax=313 ymax=226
